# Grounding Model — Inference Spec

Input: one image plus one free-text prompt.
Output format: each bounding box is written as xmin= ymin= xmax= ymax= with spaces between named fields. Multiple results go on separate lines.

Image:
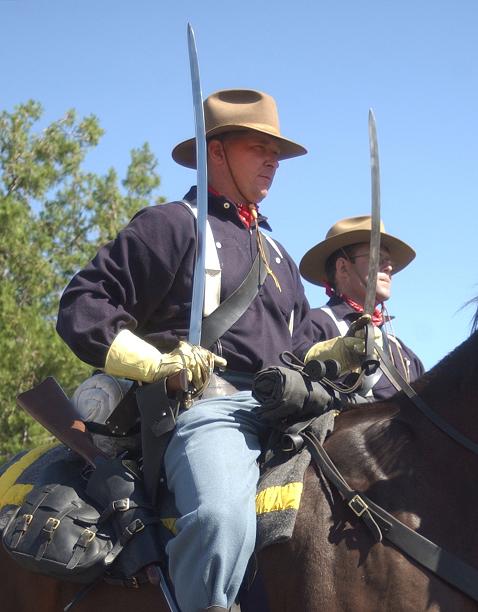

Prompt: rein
xmin=373 ymin=338 xmax=478 ymax=456
xmin=302 ymin=429 xmax=478 ymax=603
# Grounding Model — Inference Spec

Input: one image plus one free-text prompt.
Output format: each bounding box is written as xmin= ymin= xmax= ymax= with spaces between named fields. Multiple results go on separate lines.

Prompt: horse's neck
xmin=411 ymin=329 xmax=478 ymax=441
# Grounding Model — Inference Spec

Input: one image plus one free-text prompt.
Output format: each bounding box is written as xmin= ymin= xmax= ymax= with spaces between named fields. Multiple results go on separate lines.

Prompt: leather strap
xmin=303 ymin=429 xmax=478 ymax=603
xmin=66 ymin=527 xmax=98 ymax=570
xmin=200 ymin=238 xmax=269 ymax=349
xmin=180 ymin=198 xmax=270 ymax=349
xmin=375 ymin=343 xmax=478 ymax=456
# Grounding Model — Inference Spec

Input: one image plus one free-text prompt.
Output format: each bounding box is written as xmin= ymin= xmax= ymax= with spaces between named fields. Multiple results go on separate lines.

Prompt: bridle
xmin=297 ymin=327 xmax=478 ymax=602
xmin=373 ymin=334 xmax=478 ymax=456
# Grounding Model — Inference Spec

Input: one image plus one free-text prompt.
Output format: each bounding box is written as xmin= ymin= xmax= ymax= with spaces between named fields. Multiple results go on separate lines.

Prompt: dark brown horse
xmin=259 ymin=326 xmax=478 ymax=611
xmin=2 ymin=325 xmax=478 ymax=611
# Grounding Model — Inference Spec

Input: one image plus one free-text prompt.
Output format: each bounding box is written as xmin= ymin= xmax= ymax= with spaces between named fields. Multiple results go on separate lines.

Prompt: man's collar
xmin=184 ymin=186 xmax=272 ymax=231
xmin=326 ymin=295 xmax=364 ymax=323
xmin=326 ymin=295 xmax=395 ymax=325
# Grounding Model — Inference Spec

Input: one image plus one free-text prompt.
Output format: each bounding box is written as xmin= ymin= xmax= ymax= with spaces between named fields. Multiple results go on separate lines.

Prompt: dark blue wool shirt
xmin=57 ymin=187 xmax=315 ymax=374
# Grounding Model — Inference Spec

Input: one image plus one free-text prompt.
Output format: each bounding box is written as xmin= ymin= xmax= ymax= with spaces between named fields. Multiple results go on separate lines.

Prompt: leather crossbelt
xmin=181 ymin=197 xmax=271 ymax=350
xmin=302 ymin=429 xmax=478 ymax=603
xmin=200 ymin=239 xmax=269 ymax=349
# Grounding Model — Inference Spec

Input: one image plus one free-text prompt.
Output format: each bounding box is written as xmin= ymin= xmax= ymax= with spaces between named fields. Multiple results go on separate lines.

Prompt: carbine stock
xmin=16 ymin=377 xmax=107 ymax=467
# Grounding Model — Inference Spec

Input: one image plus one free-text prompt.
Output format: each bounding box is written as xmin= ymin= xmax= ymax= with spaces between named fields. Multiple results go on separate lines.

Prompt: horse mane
xmin=471 ymin=297 xmax=478 ymax=332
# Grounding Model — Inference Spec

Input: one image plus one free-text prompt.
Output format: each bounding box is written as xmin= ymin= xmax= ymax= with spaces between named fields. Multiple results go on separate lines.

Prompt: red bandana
xmin=208 ymin=186 xmax=258 ymax=229
xmin=235 ymin=203 xmax=257 ymax=229
xmin=323 ymin=283 xmax=383 ymax=326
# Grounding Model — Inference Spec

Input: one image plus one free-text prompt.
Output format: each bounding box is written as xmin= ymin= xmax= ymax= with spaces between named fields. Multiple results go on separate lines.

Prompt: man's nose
xmin=265 ymin=153 xmax=280 ymax=168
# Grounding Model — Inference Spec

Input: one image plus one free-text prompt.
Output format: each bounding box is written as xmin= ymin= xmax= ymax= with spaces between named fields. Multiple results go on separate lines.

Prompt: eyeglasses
xmin=348 ymin=252 xmax=394 ymax=268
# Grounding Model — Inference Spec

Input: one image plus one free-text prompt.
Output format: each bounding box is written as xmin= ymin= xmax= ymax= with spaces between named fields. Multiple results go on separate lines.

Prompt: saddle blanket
xmin=0 ymin=410 xmax=336 ymax=554
xmin=255 ymin=410 xmax=336 ymax=551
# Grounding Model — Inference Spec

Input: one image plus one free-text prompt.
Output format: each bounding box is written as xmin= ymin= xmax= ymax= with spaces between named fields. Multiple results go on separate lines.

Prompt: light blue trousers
xmin=164 ymin=391 xmax=268 ymax=612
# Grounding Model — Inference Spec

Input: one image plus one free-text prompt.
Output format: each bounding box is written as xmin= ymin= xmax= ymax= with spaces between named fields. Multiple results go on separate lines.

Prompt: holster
xmin=135 ymin=372 xmax=252 ymax=506
xmin=135 ymin=380 xmax=179 ymax=506
xmin=85 ymin=457 xmax=163 ymax=579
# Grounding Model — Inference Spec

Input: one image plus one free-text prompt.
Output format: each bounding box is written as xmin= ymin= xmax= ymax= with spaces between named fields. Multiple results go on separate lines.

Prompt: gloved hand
xmin=104 ymin=329 xmax=227 ymax=391
xmin=304 ymin=324 xmax=383 ymax=375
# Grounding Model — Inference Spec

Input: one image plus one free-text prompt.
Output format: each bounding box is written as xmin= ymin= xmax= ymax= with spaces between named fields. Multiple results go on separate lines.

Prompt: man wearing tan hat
xmin=300 ymin=216 xmax=424 ymax=400
xmin=57 ymin=89 xmax=323 ymax=611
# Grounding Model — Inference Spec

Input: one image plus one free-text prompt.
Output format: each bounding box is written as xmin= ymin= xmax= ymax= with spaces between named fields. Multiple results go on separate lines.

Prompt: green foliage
xmin=0 ymin=101 xmax=165 ymax=461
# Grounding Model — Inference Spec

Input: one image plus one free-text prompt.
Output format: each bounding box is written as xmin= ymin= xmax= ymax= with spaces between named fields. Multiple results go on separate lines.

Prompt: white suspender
xmin=263 ymin=234 xmax=283 ymax=258
xmin=181 ymin=201 xmax=221 ymax=316
xmin=319 ymin=306 xmax=350 ymax=336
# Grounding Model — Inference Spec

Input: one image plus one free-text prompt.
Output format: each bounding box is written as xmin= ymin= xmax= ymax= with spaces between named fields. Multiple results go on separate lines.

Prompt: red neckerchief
xmin=208 ymin=186 xmax=257 ymax=229
xmin=235 ymin=203 xmax=256 ymax=229
xmin=323 ymin=283 xmax=383 ymax=326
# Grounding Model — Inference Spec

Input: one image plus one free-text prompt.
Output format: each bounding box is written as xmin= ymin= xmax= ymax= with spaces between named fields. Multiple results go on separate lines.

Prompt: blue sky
xmin=2 ymin=0 xmax=477 ymax=369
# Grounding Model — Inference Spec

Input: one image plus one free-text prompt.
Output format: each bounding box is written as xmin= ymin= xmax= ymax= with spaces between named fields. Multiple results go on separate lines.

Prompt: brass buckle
xmin=348 ymin=494 xmax=368 ymax=517
xmin=22 ymin=513 xmax=33 ymax=526
xmin=43 ymin=517 xmax=60 ymax=532
xmin=113 ymin=498 xmax=130 ymax=512
xmin=82 ymin=528 xmax=96 ymax=544
xmin=126 ymin=519 xmax=145 ymax=536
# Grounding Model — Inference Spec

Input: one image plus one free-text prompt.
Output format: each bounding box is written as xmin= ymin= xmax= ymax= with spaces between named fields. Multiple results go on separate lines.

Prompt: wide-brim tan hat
xmin=300 ymin=215 xmax=416 ymax=286
xmin=172 ymin=89 xmax=307 ymax=169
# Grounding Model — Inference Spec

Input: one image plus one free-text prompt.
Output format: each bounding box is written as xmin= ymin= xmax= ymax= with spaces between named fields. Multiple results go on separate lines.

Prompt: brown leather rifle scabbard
xmin=16 ymin=377 xmax=107 ymax=467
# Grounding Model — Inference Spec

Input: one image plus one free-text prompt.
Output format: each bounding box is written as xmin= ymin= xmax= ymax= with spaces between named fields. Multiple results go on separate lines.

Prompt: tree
xmin=0 ymin=101 xmax=165 ymax=460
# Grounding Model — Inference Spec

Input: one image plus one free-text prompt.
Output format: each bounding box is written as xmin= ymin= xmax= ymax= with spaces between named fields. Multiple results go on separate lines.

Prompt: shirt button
xmin=223 ymin=202 xmax=230 ymax=209
xmin=275 ymin=257 xmax=281 ymax=264
xmin=216 ymin=241 xmax=222 ymax=248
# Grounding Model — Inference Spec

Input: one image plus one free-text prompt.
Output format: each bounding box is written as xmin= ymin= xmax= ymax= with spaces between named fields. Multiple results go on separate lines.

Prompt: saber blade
xmin=187 ymin=23 xmax=207 ymax=345
xmin=364 ymin=109 xmax=381 ymax=316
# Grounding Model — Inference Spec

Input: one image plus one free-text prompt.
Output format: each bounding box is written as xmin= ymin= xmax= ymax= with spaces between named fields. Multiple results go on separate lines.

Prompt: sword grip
xmin=165 ymin=369 xmax=189 ymax=395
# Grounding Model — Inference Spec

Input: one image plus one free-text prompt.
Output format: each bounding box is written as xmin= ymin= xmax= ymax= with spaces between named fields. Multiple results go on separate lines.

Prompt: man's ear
xmin=208 ymin=139 xmax=225 ymax=164
xmin=336 ymin=256 xmax=348 ymax=276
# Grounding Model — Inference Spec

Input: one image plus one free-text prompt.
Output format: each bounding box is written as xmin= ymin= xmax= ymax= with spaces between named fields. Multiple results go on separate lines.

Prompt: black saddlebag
xmin=2 ymin=481 xmax=113 ymax=583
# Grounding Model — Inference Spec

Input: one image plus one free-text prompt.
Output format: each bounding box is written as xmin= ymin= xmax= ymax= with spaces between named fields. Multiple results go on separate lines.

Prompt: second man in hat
xmin=300 ymin=215 xmax=424 ymax=400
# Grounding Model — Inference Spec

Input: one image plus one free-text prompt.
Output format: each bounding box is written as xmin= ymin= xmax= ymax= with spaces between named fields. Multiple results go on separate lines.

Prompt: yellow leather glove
xmin=304 ymin=336 xmax=365 ymax=373
xmin=104 ymin=329 xmax=227 ymax=391
xmin=304 ymin=326 xmax=383 ymax=374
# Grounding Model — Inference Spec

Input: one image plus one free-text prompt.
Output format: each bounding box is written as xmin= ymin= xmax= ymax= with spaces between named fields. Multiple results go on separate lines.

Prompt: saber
xmin=187 ymin=23 xmax=208 ymax=346
xmin=364 ymin=109 xmax=381 ymax=316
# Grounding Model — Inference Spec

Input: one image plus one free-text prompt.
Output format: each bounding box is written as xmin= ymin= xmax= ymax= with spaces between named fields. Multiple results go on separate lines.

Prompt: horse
xmin=258 ymin=324 xmax=478 ymax=611
xmin=1 ymin=322 xmax=478 ymax=611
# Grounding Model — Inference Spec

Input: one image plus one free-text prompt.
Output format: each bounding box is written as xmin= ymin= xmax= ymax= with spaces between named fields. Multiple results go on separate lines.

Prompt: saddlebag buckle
xmin=112 ymin=498 xmax=130 ymax=512
xmin=43 ymin=517 xmax=61 ymax=536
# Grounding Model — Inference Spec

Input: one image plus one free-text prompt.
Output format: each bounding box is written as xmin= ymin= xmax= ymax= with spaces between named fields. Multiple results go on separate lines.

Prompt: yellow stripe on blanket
xmin=255 ymin=482 xmax=303 ymax=515
xmin=0 ymin=442 xmax=59 ymax=510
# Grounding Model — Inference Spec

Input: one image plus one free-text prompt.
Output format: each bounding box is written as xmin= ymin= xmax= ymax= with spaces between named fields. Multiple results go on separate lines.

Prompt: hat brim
xmin=299 ymin=229 xmax=416 ymax=286
xmin=172 ymin=125 xmax=307 ymax=169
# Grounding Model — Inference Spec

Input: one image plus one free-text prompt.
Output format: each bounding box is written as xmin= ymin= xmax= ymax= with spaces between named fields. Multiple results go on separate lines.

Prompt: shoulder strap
xmin=319 ymin=306 xmax=350 ymax=336
xmin=180 ymin=199 xmax=221 ymax=316
xmin=181 ymin=198 xmax=271 ymax=348
xmin=200 ymin=237 xmax=270 ymax=349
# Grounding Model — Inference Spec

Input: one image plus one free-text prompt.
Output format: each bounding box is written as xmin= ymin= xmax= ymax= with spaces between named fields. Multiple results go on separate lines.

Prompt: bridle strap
xmin=374 ymin=342 xmax=478 ymax=456
xmin=302 ymin=430 xmax=478 ymax=603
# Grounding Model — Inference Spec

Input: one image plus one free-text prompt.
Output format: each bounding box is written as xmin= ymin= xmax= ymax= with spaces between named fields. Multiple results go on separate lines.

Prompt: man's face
xmin=217 ymin=131 xmax=280 ymax=203
xmin=336 ymin=242 xmax=394 ymax=305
